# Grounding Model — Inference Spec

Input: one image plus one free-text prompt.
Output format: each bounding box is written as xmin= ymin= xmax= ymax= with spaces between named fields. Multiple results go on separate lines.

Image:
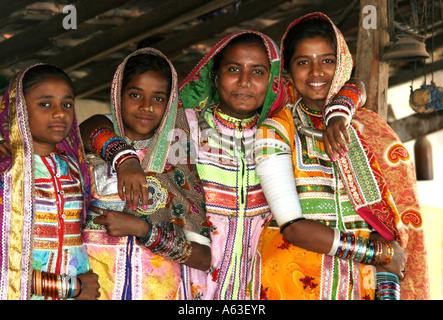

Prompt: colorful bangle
xmin=375 ymin=272 xmax=400 ymax=300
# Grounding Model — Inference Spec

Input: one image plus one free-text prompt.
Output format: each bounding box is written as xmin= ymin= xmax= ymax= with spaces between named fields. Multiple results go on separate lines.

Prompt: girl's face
xmin=121 ymin=70 xmax=169 ymax=141
xmin=25 ymin=77 xmax=74 ymax=156
xmin=289 ymin=35 xmax=336 ymax=110
xmin=216 ymin=42 xmax=270 ymax=119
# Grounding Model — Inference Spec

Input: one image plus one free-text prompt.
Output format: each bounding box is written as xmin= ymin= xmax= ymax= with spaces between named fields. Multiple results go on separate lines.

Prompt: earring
xmin=149 ymin=105 xmax=154 ymax=112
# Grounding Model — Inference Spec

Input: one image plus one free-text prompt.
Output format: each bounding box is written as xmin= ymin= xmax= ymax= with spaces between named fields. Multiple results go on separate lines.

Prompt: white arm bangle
xmin=325 ymin=112 xmax=351 ymax=127
xmin=256 ymin=153 xmax=303 ymax=226
xmin=183 ymin=229 xmax=211 ymax=247
xmin=327 ymin=228 xmax=341 ymax=256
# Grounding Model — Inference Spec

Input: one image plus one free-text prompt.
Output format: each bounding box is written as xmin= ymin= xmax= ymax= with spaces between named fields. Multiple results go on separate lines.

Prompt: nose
xmin=53 ymin=103 xmax=67 ymax=119
xmin=139 ymin=99 xmax=153 ymax=112
xmin=310 ymin=62 xmax=323 ymax=77
xmin=237 ymin=70 xmax=251 ymax=88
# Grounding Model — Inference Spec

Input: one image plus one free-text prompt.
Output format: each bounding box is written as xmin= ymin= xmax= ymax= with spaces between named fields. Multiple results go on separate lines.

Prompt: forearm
xmin=79 ymin=114 xmax=114 ymax=152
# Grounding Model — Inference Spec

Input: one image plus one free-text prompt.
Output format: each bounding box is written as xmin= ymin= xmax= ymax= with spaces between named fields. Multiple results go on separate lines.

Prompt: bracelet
xmin=330 ymin=231 xmax=385 ymax=266
xmin=380 ymin=242 xmax=394 ymax=265
xmin=375 ymin=272 xmax=400 ymax=300
xmin=31 ymin=270 xmax=77 ymax=300
xmin=72 ymin=277 xmax=83 ymax=299
xmin=280 ymin=217 xmax=306 ymax=233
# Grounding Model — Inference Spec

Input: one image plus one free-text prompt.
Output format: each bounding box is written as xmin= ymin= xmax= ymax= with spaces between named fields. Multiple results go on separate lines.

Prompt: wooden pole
xmin=355 ymin=0 xmax=390 ymax=120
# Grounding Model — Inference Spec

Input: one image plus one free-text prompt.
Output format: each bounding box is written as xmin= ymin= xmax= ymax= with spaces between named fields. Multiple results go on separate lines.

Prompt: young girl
xmin=0 ymin=64 xmax=100 ymax=300
xmin=82 ymin=48 xmax=211 ymax=300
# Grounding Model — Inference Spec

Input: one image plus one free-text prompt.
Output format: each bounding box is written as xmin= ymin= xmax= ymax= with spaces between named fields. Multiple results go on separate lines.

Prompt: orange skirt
xmin=260 ymin=226 xmax=375 ymax=300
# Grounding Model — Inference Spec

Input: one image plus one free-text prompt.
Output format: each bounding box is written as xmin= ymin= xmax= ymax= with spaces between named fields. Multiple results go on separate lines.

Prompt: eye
xmin=252 ymin=69 xmax=265 ymax=75
xmin=154 ymin=96 xmax=165 ymax=102
xmin=129 ymin=92 xmax=141 ymax=99
xmin=63 ymin=102 xmax=74 ymax=108
xmin=228 ymin=66 xmax=240 ymax=72
xmin=323 ymin=58 xmax=335 ymax=64
xmin=39 ymin=102 xmax=50 ymax=107
xmin=297 ymin=60 xmax=309 ymax=66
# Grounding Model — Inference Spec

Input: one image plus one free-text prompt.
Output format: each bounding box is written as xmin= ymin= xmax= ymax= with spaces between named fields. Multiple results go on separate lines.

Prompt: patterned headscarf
xmin=179 ymin=30 xmax=286 ymax=126
xmin=281 ymin=12 xmax=354 ymax=107
xmin=0 ymin=64 xmax=90 ymax=300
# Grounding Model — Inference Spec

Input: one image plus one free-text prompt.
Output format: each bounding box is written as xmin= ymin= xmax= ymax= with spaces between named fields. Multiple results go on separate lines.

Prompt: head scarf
xmin=0 ymin=64 xmax=89 ymax=300
xmin=179 ymin=30 xmax=285 ymax=126
xmin=281 ymin=12 xmax=354 ymax=107
xmin=107 ymin=47 xmax=209 ymax=237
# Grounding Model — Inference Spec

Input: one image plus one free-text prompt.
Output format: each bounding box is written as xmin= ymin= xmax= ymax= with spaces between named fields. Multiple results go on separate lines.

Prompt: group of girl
xmin=0 ymin=12 xmax=429 ymax=300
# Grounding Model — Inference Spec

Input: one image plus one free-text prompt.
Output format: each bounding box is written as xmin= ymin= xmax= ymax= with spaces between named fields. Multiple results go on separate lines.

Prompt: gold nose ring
xmin=247 ymin=82 xmax=252 ymax=88
xmin=319 ymin=71 xmax=325 ymax=77
xmin=149 ymin=105 xmax=154 ymax=112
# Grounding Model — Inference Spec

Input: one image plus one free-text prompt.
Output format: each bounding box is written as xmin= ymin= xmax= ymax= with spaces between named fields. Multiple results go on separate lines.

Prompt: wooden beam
xmin=389 ymin=109 xmax=443 ymax=142
xmin=0 ymin=0 xmax=128 ymax=70
xmin=46 ymin=0 xmax=238 ymax=72
xmin=74 ymin=0 xmax=288 ymax=97
xmin=355 ymin=0 xmax=390 ymax=120
xmin=74 ymin=0 xmax=351 ymax=98
xmin=0 ymin=0 xmax=38 ymax=19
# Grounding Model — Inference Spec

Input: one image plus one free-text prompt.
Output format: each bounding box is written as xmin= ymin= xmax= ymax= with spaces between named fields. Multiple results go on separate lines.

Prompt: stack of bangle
xmin=375 ymin=272 xmax=401 ymax=300
xmin=324 ymin=83 xmax=363 ymax=127
xmin=329 ymin=229 xmax=394 ymax=266
xmin=31 ymin=270 xmax=80 ymax=299
xmin=89 ymin=127 xmax=139 ymax=170
xmin=138 ymin=219 xmax=193 ymax=263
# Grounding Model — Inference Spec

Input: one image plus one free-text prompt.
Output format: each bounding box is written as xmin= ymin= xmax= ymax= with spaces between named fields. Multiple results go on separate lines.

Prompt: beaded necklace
xmin=124 ymin=135 xmax=153 ymax=151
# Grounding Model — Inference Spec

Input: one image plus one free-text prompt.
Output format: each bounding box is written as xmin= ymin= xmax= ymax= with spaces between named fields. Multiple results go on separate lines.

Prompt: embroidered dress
xmin=82 ymin=48 xmax=209 ymax=300
xmin=178 ymin=31 xmax=285 ymax=300
xmin=255 ymin=12 xmax=430 ymax=300
xmin=0 ymin=64 xmax=90 ymax=300
xmin=31 ymin=152 xmax=90 ymax=300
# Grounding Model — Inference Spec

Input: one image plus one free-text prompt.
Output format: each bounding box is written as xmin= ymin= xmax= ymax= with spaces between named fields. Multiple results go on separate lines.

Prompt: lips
xmin=135 ymin=115 xmax=155 ymax=122
xmin=48 ymin=123 xmax=67 ymax=131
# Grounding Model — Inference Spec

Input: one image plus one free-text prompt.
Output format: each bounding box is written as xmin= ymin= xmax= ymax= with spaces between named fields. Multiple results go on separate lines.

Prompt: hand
xmin=116 ymin=158 xmax=149 ymax=210
xmin=323 ymin=116 xmax=350 ymax=162
xmin=75 ymin=270 xmax=100 ymax=300
xmin=0 ymin=140 xmax=11 ymax=157
xmin=371 ymin=234 xmax=407 ymax=280
xmin=89 ymin=205 xmax=150 ymax=238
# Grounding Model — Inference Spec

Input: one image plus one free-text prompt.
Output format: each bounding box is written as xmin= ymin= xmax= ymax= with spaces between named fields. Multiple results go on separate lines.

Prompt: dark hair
xmin=211 ymin=33 xmax=267 ymax=82
xmin=283 ymin=18 xmax=336 ymax=71
xmin=22 ymin=64 xmax=73 ymax=95
xmin=122 ymin=53 xmax=172 ymax=93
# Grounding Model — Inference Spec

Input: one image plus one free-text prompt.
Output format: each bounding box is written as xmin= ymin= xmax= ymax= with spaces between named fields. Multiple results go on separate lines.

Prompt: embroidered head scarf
xmin=179 ymin=30 xmax=285 ymax=126
xmin=0 ymin=64 xmax=89 ymax=300
xmin=107 ymin=47 xmax=209 ymax=237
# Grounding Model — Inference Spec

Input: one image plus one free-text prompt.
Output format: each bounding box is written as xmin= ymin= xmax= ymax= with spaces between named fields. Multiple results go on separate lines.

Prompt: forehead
xmin=221 ymin=42 xmax=270 ymax=64
xmin=25 ymin=77 xmax=73 ymax=96
xmin=293 ymin=36 xmax=335 ymax=54
xmin=125 ymin=70 xmax=169 ymax=88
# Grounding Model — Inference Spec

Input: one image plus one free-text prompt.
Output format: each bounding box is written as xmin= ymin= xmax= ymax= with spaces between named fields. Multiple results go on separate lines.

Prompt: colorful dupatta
xmin=0 ymin=64 xmax=90 ymax=300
